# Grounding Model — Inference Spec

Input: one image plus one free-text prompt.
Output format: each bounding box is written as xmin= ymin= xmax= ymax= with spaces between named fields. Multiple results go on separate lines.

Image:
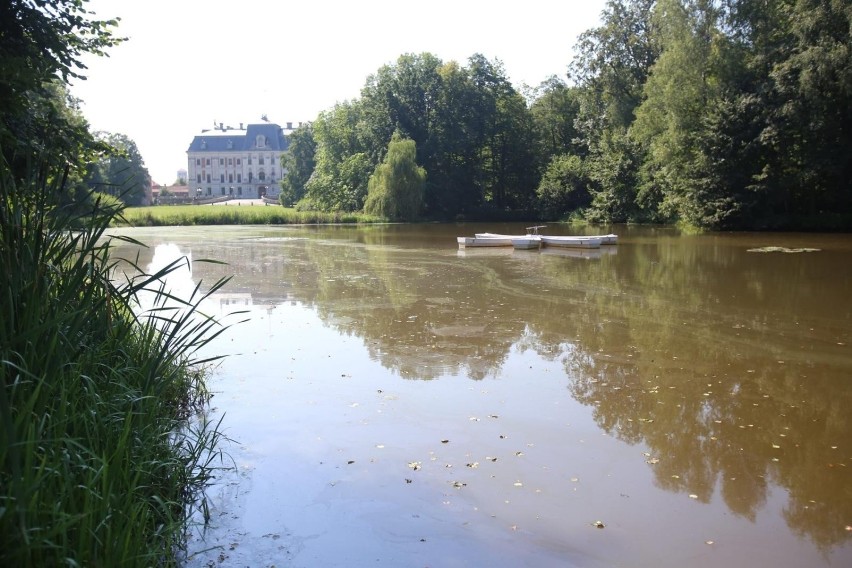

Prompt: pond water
xmin=107 ymin=223 xmax=852 ymax=567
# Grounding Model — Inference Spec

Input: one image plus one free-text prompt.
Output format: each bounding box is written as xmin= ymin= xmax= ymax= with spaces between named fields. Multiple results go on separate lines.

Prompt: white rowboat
xmin=457 ymin=236 xmax=513 ymax=247
xmin=511 ymin=236 xmax=541 ymax=250
xmin=540 ymin=236 xmax=602 ymax=249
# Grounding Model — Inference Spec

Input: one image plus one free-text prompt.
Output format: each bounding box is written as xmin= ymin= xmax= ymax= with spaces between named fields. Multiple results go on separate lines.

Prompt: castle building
xmin=186 ymin=121 xmax=290 ymax=199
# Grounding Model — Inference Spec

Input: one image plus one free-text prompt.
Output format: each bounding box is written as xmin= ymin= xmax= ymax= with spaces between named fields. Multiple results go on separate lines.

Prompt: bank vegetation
xmin=280 ymin=0 xmax=851 ymax=231
xmin=1 ymin=1 xmax=231 ymax=564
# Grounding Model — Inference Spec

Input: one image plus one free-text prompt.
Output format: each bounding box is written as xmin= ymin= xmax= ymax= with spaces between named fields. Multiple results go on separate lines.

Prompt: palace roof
xmin=187 ymin=123 xmax=289 ymax=153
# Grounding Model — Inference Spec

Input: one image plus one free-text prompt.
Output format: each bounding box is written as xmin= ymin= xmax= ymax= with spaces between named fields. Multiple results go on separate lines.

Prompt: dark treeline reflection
xmin=113 ymin=224 xmax=852 ymax=550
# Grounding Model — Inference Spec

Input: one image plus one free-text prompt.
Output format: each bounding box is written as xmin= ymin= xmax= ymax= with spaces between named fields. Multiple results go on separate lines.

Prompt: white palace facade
xmin=186 ymin=121 xmax=291 ymax=199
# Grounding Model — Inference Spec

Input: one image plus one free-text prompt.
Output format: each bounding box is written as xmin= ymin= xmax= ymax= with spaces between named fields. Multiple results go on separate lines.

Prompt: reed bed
xmin=120 ymin=203 xmax=384 ymax=226
xmin=1 ymin=161 xmax=233 ymax=565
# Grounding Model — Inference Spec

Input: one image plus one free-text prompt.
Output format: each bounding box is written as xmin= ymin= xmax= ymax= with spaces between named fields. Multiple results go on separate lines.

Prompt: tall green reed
xmin=1 ymin=158 xmax=235 ymax=565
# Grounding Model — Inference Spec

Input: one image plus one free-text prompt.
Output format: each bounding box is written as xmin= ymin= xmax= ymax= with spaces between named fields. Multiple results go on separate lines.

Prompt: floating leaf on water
xmin=466 ymin=462 xmax=479 ymax=468
xmin=646 ymin=457 xmax=660 ymax=464
xmin=514 ymin=482 xmax=523 ymax=487
xmin=451 ymin=481 xmax=467 ymax=489
xmin=486 ymin=456 xmax=498 ymax=462
xmin=408 ymin=461 xmax=422 ymax=471
xmin=705 ymin=540 xmax=715 ymax=545
xmin=489 ymin=414 xmax=499 ymax=419
xmin=689 ymin=494 xmax=699 ymax=499
xmin=592 ymin=521 xmax=605 ymax=529
xmin=441 ymin=439 xmax=450 ymax=444
xmin=515 ymin=451 xmax=524 ymax=456
xmin=772 ymin=444 xmax=781 ymax=449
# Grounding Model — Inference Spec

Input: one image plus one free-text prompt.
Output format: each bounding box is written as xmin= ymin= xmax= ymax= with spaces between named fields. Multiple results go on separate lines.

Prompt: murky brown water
xmin=108 ymin=223 xmax=852 ymax=567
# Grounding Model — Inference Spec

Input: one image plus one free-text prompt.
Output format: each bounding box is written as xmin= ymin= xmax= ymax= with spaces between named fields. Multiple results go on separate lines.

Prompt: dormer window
xmin=256 ymin=135 xmax=266 ymax=148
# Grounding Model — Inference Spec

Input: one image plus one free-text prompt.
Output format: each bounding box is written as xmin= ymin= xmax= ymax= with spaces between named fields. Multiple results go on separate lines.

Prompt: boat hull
xmin=457 ymin=236 xmax=512 ymax=247
xmin=540 ymin=236 xmax=602 ymax=249
xmin=511 ymin=236 xmax=541 ymax=250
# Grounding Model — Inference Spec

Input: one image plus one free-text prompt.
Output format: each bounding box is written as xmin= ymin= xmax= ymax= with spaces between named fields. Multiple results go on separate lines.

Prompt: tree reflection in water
xmin=111 ymin=224 xmax=852 ymax=554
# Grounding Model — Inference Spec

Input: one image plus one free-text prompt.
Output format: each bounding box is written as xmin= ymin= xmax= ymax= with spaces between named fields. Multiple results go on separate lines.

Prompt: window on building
xmin=237 ymin=173 xmax=242 ymax=182
xmin=206 ymin=159 xmax=210 ymax=166
xmin=228 ymin=158 xmax=233 ymax=165
xmin=196 ymin=174 xmax=201 ymax=182
xmin=259 ymin=156 xmax=264 ymax=165
xmin=258 ymin=171 xmax=266 ymax=181
xmin=206 ymin=174 xmax=211 ymax=182
xmin=248 ymin=172 xmax=253 ymax=182
xmin=196 ymin=158 xmax=200 ymax=165
xmin=237 ymin=158 xmax=241 ymax=165
xmin=221 ymin=187 xmax=226 ymax=195
xmin=256 ymin=135 xmax=266 ymax=148
xmin=219 ymin=174 xmax=224 ymax=182
xmin=219 ymin=158 xmax=224 ymax=165
xmin=228 ymin=174 xmax=233 ymax=183
xmin=207 ymin=187 xmax=212 ymax=195
xmin=247 ymin=156 xmax=252 ymax=165
xmin=238 ymin=187 xmax=242 ymax=195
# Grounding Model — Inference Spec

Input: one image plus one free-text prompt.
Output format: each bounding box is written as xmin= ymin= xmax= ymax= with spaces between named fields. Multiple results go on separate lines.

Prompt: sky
xmin=71 ymin=0 xmax=607 ymax=185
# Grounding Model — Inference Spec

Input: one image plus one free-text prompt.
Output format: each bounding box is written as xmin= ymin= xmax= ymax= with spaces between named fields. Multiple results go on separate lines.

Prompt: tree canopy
xmin=364 ymin=132 xmax=426 ymax=221
xmin=1 ymin=0 xmax=124 ymax=175
xmin=292 ymin=1 xmax=850 ymax=230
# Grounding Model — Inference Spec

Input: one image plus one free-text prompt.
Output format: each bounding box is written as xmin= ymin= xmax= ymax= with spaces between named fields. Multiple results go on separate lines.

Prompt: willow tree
xmin=363 ymin=132 xmax=426 ymax=221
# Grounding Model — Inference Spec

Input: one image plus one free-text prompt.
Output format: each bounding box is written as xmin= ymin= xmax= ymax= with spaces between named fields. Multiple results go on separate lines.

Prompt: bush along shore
xmin=1 ymin=161 xmax=233 ymax=565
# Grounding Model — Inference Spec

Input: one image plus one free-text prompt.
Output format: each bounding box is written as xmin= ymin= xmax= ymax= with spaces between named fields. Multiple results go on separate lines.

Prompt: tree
xmin=528 ymin=76 xmax=584 ymax=164
xmin=0 ymin=0 xmax=123 ymax=174
xmin=571 ymin=0 xmax=660 ymax=222
xmin=82 ymin=133 xmax=151 ymax=206
xmin=364 ymin=132 xmax=426 ymax=221
xmin=303 ymin=101 xmax=373 ymax=211
xmin=536 ymin=154 xmax=591 ymax=219
xmin=768 ymin=0 xmax=852 ymax=225
xmin=279 ymin=123 xmax=316 ymax=206
xmin=631 ymin=0 xmax=725 ymax=225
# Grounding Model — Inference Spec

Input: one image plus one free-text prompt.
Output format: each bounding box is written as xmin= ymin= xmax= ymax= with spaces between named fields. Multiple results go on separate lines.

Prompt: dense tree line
xmin=1 ymin=0 xmax=149 ymax=207
xmin=283 ymin=0 xmax=851 ymax=230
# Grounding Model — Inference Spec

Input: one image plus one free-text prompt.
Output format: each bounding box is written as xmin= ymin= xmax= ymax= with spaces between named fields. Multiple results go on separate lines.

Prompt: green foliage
xmin=304 ymin=103 xmax=373 ymax=212
xmin=285 ymin=0 xmax=850 ymax=229
xmin=0 ymin=158 xmax=228 ymax=565
xmin=566 ymin=0 xmax=852 ymax=230
xmin=120 ymin=203 xmax=384 ymax=226
xmin=536 ymin=154 xmax=591 ymax=219
xmin=0 ymin=0 xmax=123 ymax=174
xmin=528 ymin=76 xmax=584 ymax=164
xmin=81 ymin=132 xmax=152 ymax=206
xmin=364 ymin=132 xmax=426 ymax=221
xmin=279 ymin=123 xmax=317 ymax=206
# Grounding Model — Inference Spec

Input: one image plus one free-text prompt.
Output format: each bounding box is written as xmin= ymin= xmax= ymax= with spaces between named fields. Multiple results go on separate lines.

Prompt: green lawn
xmin=120 ymin=203 xmax=384 ymax=226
